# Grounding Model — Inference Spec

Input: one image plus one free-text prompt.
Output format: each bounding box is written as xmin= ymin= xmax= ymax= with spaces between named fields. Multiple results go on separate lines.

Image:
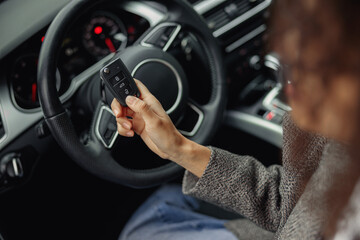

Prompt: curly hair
xmin=268 ymin=0 xmax=360 ymax=238
xmin=269 ymin=0 xmax=360 ymax=143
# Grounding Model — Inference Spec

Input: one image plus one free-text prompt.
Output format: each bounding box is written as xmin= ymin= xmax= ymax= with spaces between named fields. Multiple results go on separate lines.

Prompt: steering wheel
xmin=37 ymin=0 xmax=226 ymax=188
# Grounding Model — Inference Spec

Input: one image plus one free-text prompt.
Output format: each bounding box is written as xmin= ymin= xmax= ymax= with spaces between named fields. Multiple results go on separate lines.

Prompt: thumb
xmin=126 ymin=95 xmax=155 ymax=120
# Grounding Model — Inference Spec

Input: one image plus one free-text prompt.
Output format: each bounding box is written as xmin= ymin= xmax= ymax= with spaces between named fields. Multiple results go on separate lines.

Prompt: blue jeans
xmin=119 ymin=184 xmax=237 ymax=240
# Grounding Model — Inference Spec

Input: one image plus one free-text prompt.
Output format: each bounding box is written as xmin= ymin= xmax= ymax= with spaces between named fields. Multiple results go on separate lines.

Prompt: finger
xmin=115 ymin=117 xmax=133 ymax=130
xmin=111 ymin=98 xmax=135 ymax=118
xmin=133 ymin=79 xmax=166 ymax=116
xmin=111 ymin=98 xmax=124 ymax=118
xmin=126 ymin=95 xmax=156 ymax=122
xmin=133 ymin=79 xmax=152 ymax=100
xmin=116 ymin=122 xmax=134 ymax=137
xmin=126 ymin=108 xmax=135 ymax=118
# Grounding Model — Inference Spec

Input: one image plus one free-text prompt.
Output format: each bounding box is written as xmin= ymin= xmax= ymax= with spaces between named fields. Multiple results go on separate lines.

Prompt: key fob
xmin=100 ymin=58 xmax=140 ymax=107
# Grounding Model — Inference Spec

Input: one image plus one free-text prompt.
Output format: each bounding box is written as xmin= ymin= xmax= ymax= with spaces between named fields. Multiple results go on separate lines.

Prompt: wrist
xmin=170 ymin=136 xmax=211 ymax=178
xmin=168 ymin=134 xmax=191 ymax=163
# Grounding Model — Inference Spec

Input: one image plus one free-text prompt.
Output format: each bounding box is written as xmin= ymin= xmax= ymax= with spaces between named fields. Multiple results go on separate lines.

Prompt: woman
xmin=111 ymin=0 xmax=360 ymax=239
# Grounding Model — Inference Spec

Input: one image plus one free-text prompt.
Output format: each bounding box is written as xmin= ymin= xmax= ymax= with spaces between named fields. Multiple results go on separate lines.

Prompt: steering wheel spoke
xmin=177 ymin=100 xmax=204 ymax=138
xmin=138 ymin=22 xmax=182 ymax=52
xmin=71 ymin=53 xmax=115 ymax=91
xmin=92 ymin=102 xmax=119 ymax=149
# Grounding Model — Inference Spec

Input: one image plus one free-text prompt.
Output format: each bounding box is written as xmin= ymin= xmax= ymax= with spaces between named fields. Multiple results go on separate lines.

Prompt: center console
xmin=192 ymin=0 xmax=289 ymax=148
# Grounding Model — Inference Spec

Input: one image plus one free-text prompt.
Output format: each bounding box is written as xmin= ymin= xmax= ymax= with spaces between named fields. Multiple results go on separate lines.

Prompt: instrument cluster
xmin=7 ymin=7 xmax=149 ymax=110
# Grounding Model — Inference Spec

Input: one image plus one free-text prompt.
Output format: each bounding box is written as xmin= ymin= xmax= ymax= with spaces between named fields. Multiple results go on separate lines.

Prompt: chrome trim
xmin=95 ymin=105 xmax=119 ymax=149
xmin=264 ymin=53 xmax=281 ymax=72
xmin=12 ymin=157 xmax=23 ymax=177
xmin=213 ymin=0 xmax=272 ymax=38
xmin=262 ymin=85 xmax=292 ymax=112
xmin=263 ymin=85 xmax=281 ymax=110
xmin=0 ymin=101 xmax=7 ymax=144
xmin=131 ymin=58 xmax=183 ymax=115
xmin=179 ymin=103 xmax=204 ymax=137
xmin=140 ymin=23 xmax=181 ymax=52
xmin=12 ymin=158 xmax=19 ymax=176
xmin=194 ymin=0 xmax=227 ymax=15
xmin=121 ymin=1 xmax=165 ymax=27
xmin=163 ymin=24 xmax=181 ymax=51
xmin=225 ymin=24 xmax=266 ymax=53
xmin=225 ymin=110 xmax=283 ymax=148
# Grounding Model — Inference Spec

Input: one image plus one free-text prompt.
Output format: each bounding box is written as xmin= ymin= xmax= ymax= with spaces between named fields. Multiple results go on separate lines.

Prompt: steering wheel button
xmin=144 ymin=26 xmax=176 ymax=49
xmin=104 ymin=129 xmax=113 ymax=140
xmin=107 ymin=121 xmax=117 ymax=131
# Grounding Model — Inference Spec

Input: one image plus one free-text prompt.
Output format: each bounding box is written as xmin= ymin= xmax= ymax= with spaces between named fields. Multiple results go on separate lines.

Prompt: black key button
xmin=121 ymin=85 xmax=133 ymax=99
xmin=114 ymin=82 xmax=133 ymax=99
xmin=109 ymin=72 xmax=125 ymax=86
xmin=118 ymin=81 xmax=126 ymax=89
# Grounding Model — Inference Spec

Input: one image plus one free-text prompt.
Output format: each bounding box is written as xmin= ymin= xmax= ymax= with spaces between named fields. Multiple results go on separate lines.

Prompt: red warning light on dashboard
xmin=94 ymin=26 xmax=103 ymax=35
xmin=41 ymin=36 xmax=45 ymax=42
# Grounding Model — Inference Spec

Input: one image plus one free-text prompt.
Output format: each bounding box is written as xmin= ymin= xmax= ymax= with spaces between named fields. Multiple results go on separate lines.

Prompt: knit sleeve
xmin=182 ymin=113 xmax=327 ymax=232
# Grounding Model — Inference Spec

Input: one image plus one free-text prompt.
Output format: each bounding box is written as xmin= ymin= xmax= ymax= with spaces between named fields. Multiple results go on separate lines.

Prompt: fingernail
xmin=122 ymin=122 xmax=131 ymax=130
xmin=126 ymin=96 xmax=136 ymax=105
xmin=126 ymin=131 xmax=133 ymax=137
xmin=113 ymin=109 xmax=119 ymax=117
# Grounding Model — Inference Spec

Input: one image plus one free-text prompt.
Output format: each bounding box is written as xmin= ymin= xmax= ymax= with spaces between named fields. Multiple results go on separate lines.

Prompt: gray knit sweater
xmin=182 ymin=113 xmax=354 ymax=239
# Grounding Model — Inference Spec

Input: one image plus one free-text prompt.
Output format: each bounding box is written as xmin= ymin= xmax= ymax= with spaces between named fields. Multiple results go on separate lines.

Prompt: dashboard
xmin=0 ymin=0 xmax=164 ymax=152
xmin=0 ymin=0 xmax=287 ymax=192
xmin=5 ymin=4 xmax=149 ymax=111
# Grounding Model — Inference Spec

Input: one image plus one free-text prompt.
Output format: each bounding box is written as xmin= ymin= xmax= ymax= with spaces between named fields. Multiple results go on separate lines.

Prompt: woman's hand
xmin=111 ymin=79 xmax=186 ymax=160
xmin=111 ymin=79 xmax=211 ymax=177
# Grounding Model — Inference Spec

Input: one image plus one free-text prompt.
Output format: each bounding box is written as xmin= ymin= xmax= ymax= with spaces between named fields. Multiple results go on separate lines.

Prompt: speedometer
xmin=83 ymin=13 xmax=128 ymax=58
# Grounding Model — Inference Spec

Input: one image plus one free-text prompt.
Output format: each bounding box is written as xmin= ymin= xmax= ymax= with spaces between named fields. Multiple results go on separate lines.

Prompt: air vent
xmin=0 ymin=113 xmax=5 ymax=140
xmin=219 ymin=12 xmax=266 ymax=46
xmin=197 ymin=0 xmax=271 ymax=53
xmin=201 ymin=0 xmax=270 ymax=38
xmin=204 ymin=0 xmax=265 ymax=31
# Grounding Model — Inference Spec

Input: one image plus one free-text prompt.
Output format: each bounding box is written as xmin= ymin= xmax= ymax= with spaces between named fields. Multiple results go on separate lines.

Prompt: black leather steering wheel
xmin=37 ymin=0 xmax=226 ymax=188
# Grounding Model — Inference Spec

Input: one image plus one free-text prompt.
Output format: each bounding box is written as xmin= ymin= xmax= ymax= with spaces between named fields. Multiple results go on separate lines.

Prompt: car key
xmin=100 ymin=58 xmax=140 ymax=107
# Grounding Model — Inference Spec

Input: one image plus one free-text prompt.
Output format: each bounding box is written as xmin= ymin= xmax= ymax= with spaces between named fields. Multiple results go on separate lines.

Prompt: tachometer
xmin=83 ymin=13 xmax=128 ymax=57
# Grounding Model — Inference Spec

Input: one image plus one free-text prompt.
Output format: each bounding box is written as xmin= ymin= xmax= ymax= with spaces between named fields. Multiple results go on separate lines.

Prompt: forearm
xmin=169 ymin=137 xmax=211 ymax=178
xmin=182 ymin=147 xmax=285 ymax=231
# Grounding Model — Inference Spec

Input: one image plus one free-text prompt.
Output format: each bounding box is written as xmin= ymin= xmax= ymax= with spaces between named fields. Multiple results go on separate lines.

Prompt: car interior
xmin=0 ymin=0 xmax=287 ymax=239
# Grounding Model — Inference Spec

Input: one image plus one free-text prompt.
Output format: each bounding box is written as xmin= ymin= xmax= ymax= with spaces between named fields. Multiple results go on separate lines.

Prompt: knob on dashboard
xmin=0 ymin=153 xmax=24 ymax=179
